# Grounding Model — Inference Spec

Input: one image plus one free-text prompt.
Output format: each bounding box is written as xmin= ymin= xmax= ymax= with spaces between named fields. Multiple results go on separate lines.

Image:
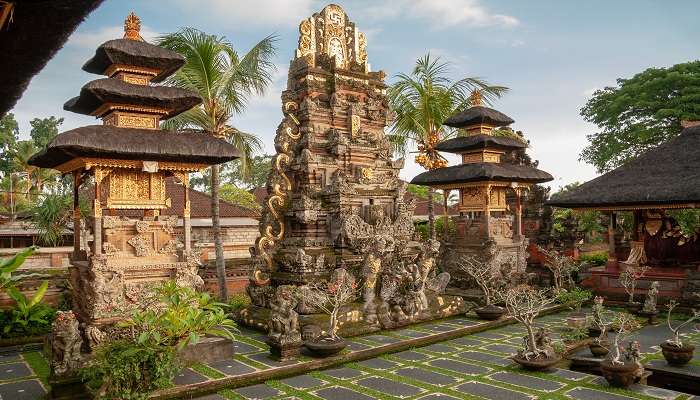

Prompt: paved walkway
xmin=1 ymin=311 xmax=698 ymax=399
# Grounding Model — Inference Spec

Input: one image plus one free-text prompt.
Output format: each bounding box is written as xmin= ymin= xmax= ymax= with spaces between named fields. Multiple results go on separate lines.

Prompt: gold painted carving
xmin=104 ymin=64 xmax=159 ymax=79
xmin=350 ymin=114 xmax=361 ymax=137
xmin=461 ymin=151 xmax=503 ymax=164
xmin=102 ymin=111 xmax=159 ymax=129
xmin=123 ymin=12 xmax=144 ymax=41
xmin=105 ymin=170 xmax=171 ymax=209
xmin=55 ymin=158 xmax=207 ymax=174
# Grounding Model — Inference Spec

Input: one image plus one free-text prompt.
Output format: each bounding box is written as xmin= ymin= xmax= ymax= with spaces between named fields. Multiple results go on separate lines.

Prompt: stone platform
xmin=238 ymin=294 xmax=468 ymax=337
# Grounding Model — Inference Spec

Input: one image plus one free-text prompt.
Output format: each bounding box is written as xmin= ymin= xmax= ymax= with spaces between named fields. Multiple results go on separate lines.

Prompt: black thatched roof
xmin=0 ymin=0 xmax=104 ymax=117
xmin=411 ymin=163 xmax=553 ymax=186
xmin=28 ymin=125 xmax=240 ymax=168
xmin=436 ymin=134 xmax=527 ymax=153
xmin=83 ymin=39 xmax=185 ymax=82
xmin=548 ymin=126 xmax=700 ymax=209
xmin=64 ymin=78 xmax=201 ymax=118
xmin=443 ymin=106 xmax=514 ymax=128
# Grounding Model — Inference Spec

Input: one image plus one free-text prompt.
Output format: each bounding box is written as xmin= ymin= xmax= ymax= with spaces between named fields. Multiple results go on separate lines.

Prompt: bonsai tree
xmin=305 ymin=268 xmax=358 ymax=341
xmin=456 ymin=255 xmax=501 ymax=307
xmin=504 ymin=285 xmax=557 ymax=363
xmin=665 ymin=300 xmax=700 ymax=348
xmin=619 ymin=264 xmax=650 ymax=305
xmin=537 ymin=245 xmax=579 ymax=293
xmin=607 ymin=312 xmax=640 ymax=365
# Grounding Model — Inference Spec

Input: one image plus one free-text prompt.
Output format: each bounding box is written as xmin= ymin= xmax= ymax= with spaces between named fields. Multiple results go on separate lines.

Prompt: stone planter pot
xmin=587 ymin=326 xmax=603 ymax=338
xmin=589 ymin=340 xmax=609 ymax=357
xmin=636 ymin=309 xmax=658 ymax=325
xmin=660 ymin=342 xmax=695 ymax=366
xmin=566 ymin=313 xmax=587 ymax=329
xmin=305 ymin=336 xmax=347 ymax=358
xmin=625 ymin=302 xmax=642 ymax=313
xmin=474 ymin=304 xmax=506 ymax=320
xmin=511 ymin=354 xmax=561 ymax=371
xmin=600 ymin=360 xmax=640 ymax=388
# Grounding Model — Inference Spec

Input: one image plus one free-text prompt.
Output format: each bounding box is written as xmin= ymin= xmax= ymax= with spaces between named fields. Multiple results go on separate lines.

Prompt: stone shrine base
xmin=238 ymin=294 xmax=468 ymax=337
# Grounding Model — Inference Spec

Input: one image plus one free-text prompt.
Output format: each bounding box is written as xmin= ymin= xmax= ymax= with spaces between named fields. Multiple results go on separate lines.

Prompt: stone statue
xmin=267 ymin=285 xmax=302 ymax=360
xmin=642 ymin=281 xmax=660 ymax=313
xmin=362 ymin=236 xmax=389 ymax=323
xmin=49 ymin=311 xmax=84 ymax=377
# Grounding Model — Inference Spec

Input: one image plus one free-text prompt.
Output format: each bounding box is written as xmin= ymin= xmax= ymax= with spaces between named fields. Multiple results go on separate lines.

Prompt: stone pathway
xmin=1 ymin=310 xmax=698 ymax=399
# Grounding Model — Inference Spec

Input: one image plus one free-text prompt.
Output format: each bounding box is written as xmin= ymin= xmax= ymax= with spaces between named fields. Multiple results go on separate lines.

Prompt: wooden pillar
xmin=514 ymin=189 xmax=523 ymax=239
xmin=72 ymin=170 xmax=81 ymax=258
xmin=182 ymin=173 xmax=191 ymax=253
xmin=632 ymin=210 xmax=641 ymax=241
xmin=607 ymin=211 xmax=617 ymax=263
xmin=442 ymin=189 xmax=450 ymax=239
xmin=93 ymin=168 xmax=103 ymax=255
xmin=483 ymin=185 xmax=491 ymax=239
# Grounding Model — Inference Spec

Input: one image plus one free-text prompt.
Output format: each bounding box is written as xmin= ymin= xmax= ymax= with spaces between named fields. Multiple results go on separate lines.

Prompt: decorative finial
xmin=123 ymin=12 xmax=143 ymax=41
xmin=469 ymin=90 xmax=483 ymax=107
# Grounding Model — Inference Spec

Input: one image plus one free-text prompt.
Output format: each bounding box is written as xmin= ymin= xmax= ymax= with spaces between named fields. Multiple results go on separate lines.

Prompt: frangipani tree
xmin=536 ymin=245 xmax=579 ymax=292
xmin=665 ymin=300 xmax=700 ymax=347
xmin=456 ymin=255 xmax=501 ymax=306
xmin=305 ymin=268 xmax=358 ymax=340
xmin=504 ymin=285 xmax=556 ymax=359
xmin=619 ymin=265 xmax=650 ymax=304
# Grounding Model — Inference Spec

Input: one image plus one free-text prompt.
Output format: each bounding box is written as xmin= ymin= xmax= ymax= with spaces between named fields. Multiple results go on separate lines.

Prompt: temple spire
xmin=469 ymin=90 xmax=483 ymax=107
xmin=123 ymin=12 xmax=143 ymax=41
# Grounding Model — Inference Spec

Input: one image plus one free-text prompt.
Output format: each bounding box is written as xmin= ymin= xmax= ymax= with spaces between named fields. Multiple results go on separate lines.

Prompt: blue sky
xmin=11 ymin=0 xmax=700 ymax=190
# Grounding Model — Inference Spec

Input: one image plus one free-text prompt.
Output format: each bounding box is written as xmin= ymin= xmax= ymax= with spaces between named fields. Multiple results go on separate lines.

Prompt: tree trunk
xmin=428 ymin=187 xmax=435 ymax=240
xmin=211 ymin=164 xmax=228 ymax=301
xmin=526 ymin=324 xmax=538 ymax=355
xmin=443 ymin=189 xmax=449 ymax=239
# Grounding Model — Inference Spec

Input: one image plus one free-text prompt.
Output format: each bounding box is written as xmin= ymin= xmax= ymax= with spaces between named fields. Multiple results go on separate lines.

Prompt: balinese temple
xmin=28 ymin=13 xmax=240 ymax=332
xmin=412 ymin=92 xmax=553 ymax=288
xmin=548 ymin=122 xmax=700 ymax=305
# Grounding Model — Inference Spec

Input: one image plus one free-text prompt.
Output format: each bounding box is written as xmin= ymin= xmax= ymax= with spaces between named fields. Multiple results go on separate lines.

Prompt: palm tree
xmin=158 ymin=28 xmax=276 ymax=301
xmin=12 ymin=140 xmax=38 ymax=195
xmin=388 ymin=54 xmax=508 ymax=239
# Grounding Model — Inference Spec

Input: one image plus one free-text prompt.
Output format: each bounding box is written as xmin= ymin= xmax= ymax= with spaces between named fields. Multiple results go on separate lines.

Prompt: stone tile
xmin=457 ymin=350 xmax=512 ymax=366
xmin=566 ymin=387 xmax=636 ymax=400
xmin=208 ymin=359 xmax=256 ymax=376
xmin=361 ymin=334 xmax=400 ymax=344
xmin=356 ymin=376 xmax=424 ymax=398
xmin=455 ymin=381 xmax=534 ymax=400
xmin=173 ymin=368 xmax=208 ymax=385
xmin=357 ymin=358 xmax=398 ymax=370
xmin=315 ymin=386 xmax=375 ymax=400
xmin=0 ymin=353 xmax=21 ymax=364
xmin=233 ymin=341 xmax=262 ymax=354
xmin=393 ymin=350 xmax=431 ymax=361
xmin=280 ymin=374 xmax=325 ymax=389
xmin=483 ymin=343 xmax=519 ymax=354
xmin=247 ymin=352 xmax=298 ymax=367
xmin=422 ymin=343 xmax=457 ymax=354
xmin=234 ymin=383 xmax=281 ymax=399
xmin=346 ymin=341 xmax=372 ymax=352
xmin=422 ymin=323 xmax=459 ymax=332
xmin=321 ymin=367 xmax=364 ymax=379
xmin=588 ymin=378 xmax=683 ymax=400
xmin=396 ymin=329 xmax=432 ymax=338
xmin=417 ymin=394 xmax=461 ymax=400
xmin=447 ymin=337 xmax=485 ymax=347
xmin=395 ymin=366 xmax=458 ymax=386
xmin=0 ymin=379 xmax=46 ymax=400
xmin=488 ymin=371 xmax=565 ymax=392
xmin=443 ymin=317 xmax=479 ymax=327
xmin=472 ymin=331 xmax=508 ymax=340
xmin=550 ymin=368 xmax=591 ymax=381
xmin=192 ymin=395 xmax=226 ymax=400
xmin=428 ymin=358 xmax=492 ymax=375
xmin=0 ymin=362 xmax=33 ymax=380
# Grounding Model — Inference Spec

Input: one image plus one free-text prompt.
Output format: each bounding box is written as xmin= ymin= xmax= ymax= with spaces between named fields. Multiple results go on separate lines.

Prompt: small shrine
xmin=549 ymin=123 xmax=700 ymax=306
xmin=28 ymin=13 xmax=240 ymax=335
xmin=243 ymin=4 xmax=465 ymax=337
xmin=411 ymin=92 xmax=553 ymax=289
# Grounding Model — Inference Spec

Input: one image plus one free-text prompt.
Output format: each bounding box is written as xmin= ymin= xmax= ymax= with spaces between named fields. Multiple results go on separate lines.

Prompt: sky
xmin=10 ymin=0 xmax=700 ymax=191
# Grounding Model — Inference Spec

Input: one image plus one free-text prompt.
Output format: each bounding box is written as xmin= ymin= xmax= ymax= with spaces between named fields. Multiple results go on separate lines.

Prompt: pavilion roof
xmin=443 ymin=105 xmax=514 ymax=128
xmin=28 ymin=125 xmax=240 ymax=168
xmin=0 ymin=0 xmax=104 ymax=116
xmin=63 ymin=78 xmax=201 ymax=118
xmin=436 ymin=134 xmax=527 ymax=154
xmin=411 ymin=163 xmax=553 ymax=187
xmin=547 ymin=125 xmax=700 ymax=210
xmin=83 ymin=39 xmax=185 ymax=82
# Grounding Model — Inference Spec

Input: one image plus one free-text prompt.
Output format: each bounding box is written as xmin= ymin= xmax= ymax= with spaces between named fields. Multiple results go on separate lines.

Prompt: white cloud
xmin=169 ymin=0 xmax=319 ymax=28
xmin=360 ymin=0 xmax=519 ymax=28
xmin=69 ymin=25 xmax=160 ymax=49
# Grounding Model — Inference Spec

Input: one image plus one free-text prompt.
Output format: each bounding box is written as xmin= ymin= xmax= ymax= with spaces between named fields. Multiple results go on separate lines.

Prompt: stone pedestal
xmin=266 ymin=334 xmax=302 ymax=361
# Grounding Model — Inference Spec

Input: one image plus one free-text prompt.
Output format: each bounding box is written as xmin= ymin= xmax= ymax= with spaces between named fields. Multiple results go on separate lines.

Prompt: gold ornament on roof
xmin=469 ymin=90 xmax=483 ymax=106
xmin=123 ymin=12 xmax=144 ymax=41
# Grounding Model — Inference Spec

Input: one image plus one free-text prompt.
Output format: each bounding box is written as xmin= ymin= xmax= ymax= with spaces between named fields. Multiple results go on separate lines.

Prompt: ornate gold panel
xmin=461 ymin=151 xmax=503 ymax=164
xmin=103 ymin=111 xmax=159 ymax=129
xmin=55 ymin=158 xmax=207 ymax=174
xmin=116 ymin=72 xmax=151 ymax=85
xmin=106 ymin=169 xmax=171 ymax=209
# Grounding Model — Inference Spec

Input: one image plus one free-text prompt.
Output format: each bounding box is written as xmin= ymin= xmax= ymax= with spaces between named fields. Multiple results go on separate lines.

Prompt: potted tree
xmin=304 ymin=268 xmax=358 ymax=357
xmin=600 ymin=312 xmax=643 ymax=388
xmin=505 ymin=285 xmax=560 ymax=370
xmin=457 ymin=255 xmax=505 ymax=320
xmin=537 ymin=245 xmax=579 ymax=293
xmin=555 ymin=287 xmax=592 ymax=329
xmin=619 ymin=265 xmax=650 ymax=312
xmin=660 ymin=300 xmax=700 ymax=366
xmin=588 ymin=297 xmax=610 ymax=357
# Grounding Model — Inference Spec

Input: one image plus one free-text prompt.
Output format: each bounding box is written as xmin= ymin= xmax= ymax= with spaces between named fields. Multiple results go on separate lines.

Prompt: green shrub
xmin=228 ymin=292 xmax=251 ymax=312
xmin=561 ymin=327 xmax=588 ymax=343
xmin=555 ymin=287 xmax=592 ymax=311
xmin=2 ymin=278 xmax=55 ymax=338
xmin=579 ymin=252 xmax=607 ymax=266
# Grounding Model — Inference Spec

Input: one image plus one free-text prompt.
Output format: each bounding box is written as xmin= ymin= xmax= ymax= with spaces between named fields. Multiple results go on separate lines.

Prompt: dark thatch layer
xmin=411 ymin=163 xmax=553 ymax=186
xmin=0 ymin=0 xmax=104 ymax=116
xmin=83 ymin=39 xmax=185 ymax=82
xmin=443 ymin=106 xmax=514 ymax=128
xmin=28 ymin=125 xmax=240 ymax=168
xmin=64 ymin=78 xmax=201 ymax=118
xmin=548 ymin=126 xmax=700 ymax=209
xmin=436 ymin=134 xmax=527 ymax=153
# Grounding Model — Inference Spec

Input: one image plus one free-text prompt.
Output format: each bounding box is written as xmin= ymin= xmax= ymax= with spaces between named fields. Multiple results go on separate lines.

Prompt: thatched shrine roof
xmin=436 ymin=134 xmax=527 ymax=154
xmin=64 ymin=78 xmax=201 ymax=118
xmin=28 ymin=125 xmax=240 ymax=168
xmin=83 ymin=39 xmax=186 ymax=82
xmin=443 ymin=106 xmax=514 ymax=128
xmin=411 ymin=163 xmax=553 ymax=187
xmin=0 ymin=0 xmax=104 ymax=116
xmin=548 ymin=125 xmax=700 ymax=210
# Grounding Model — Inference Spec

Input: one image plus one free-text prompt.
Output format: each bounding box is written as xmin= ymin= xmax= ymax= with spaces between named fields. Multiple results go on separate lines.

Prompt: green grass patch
xmin=190 ymin=363 xmax=225 ymax=379
xmin=23 ymin=351 xmax=49 ymax=384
